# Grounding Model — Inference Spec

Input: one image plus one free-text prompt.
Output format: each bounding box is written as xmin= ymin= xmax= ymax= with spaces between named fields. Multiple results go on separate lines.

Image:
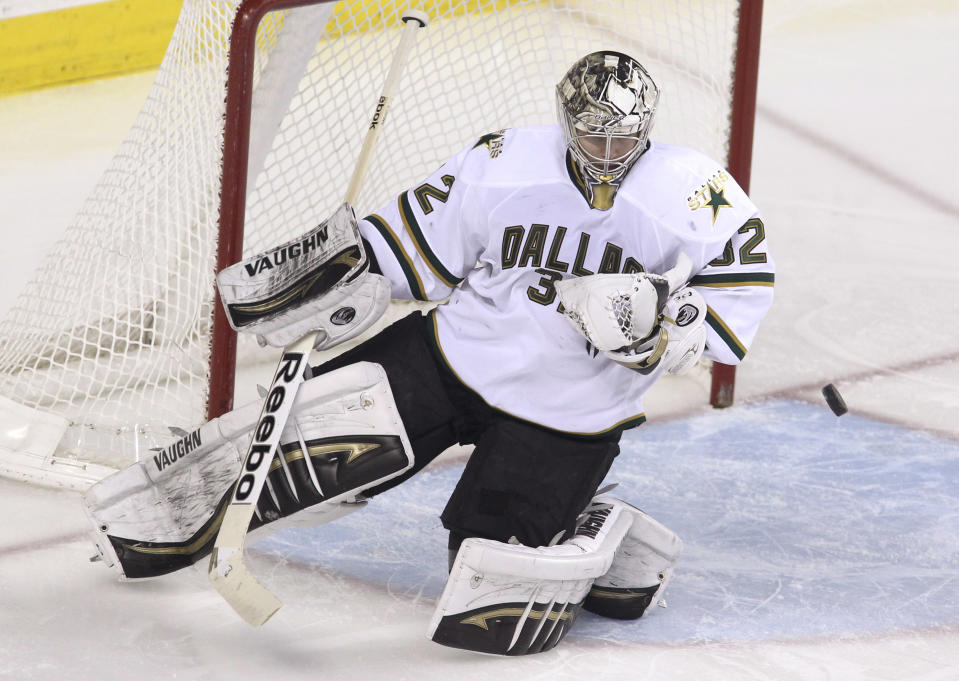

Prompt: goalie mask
xmin=556 ymin=51 xmax=659 ymax=184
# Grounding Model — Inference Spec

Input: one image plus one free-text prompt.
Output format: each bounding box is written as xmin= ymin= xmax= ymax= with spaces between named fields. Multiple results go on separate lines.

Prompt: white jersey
xmin=359 ymin=126 xmax=774 ymax=436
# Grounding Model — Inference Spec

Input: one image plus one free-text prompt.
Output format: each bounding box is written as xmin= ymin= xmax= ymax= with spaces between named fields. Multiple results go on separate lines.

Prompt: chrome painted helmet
xmin=556 ymin=51 xmax=659 ymax=183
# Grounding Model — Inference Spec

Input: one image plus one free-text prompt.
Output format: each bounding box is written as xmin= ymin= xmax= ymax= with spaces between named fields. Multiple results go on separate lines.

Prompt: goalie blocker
xmin=216 ymin=202 xmax=391 ymax=350
xmin=83 ymin=362 xmax=413 ymax=579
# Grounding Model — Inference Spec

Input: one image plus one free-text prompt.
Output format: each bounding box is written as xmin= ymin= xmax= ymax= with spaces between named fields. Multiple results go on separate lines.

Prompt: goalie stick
xmin=208 ymin=8 xmax=430 ymax=626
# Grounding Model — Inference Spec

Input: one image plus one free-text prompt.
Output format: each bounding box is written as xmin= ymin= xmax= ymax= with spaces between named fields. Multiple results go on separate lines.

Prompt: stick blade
xmin=209 ymin=511 xmax=282 ymax=626
xmin=209 ymin=546 xmax=283 ymax=626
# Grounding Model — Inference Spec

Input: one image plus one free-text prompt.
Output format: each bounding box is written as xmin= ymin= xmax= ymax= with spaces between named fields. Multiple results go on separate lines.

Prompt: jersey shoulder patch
xmin=624 ymin=142 xmax=758 ymax=244
xmin=461 ymin=125 xmax=567 ymax=187
xmin=471 ymin=129 xmax=509 ymax=158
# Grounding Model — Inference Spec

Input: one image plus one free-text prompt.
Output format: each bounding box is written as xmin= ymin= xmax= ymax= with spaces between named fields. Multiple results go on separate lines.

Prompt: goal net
xmin=0 ymin=0 xmax=760 ymax=489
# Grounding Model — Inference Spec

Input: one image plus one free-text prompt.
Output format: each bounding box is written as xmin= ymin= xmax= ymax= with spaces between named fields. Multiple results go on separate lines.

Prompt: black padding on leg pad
xmin=267 ymin=461 xmax=300 ymax=512
xmin=431 ymin=599 xmax=583 ymax=656
xmin=440 ymin=420 xmax=619 ymax=548
xmin=363 ymin=421 xmax=457 ymax=499
xmin=254 ymin=433 xmax=409 ymax=525
xmin=254 ymin=446 xmax=325 ymax=522
xmin=285 ymin=455 xmax=326 ymax=507
xmin=583 ymin=584 xmax=660 ymax=620
xmin=254 ymin=479 xmax=283 ymax=523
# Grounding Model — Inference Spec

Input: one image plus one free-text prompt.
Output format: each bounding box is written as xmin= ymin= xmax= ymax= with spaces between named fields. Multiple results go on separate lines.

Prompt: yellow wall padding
xmin=0 ymin=0 xmax=540 ymax=96
xmin=0 ymin=1 xmax=183 ymax=96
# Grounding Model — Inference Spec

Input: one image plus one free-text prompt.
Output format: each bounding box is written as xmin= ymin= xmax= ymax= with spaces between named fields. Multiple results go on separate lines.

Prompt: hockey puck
xmin=821 ymin=383 xmax=848 ymax=416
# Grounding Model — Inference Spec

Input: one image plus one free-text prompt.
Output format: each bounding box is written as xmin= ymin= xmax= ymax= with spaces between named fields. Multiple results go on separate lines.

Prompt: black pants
xmin=313 ymin=311 xmax=620 ymax=551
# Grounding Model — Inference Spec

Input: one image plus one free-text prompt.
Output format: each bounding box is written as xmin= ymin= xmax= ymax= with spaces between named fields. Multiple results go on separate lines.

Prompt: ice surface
xmin=2 ymin=1 xmax=958 ymax=679
xmin=1 ymin=403 xmax=956 ymax=680
xmin=258 ymin=401 xmax=959 ymax=644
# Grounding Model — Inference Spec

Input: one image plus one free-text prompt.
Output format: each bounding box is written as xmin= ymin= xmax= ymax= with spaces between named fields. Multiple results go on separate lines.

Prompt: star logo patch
xmin=687 ymin=169 xmax=735 ymax=224
xmin=704 ymin=185 xmax=732 ymax=222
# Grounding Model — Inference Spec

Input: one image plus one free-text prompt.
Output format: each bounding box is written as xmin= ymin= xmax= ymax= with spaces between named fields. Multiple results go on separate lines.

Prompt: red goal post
xmin=711 ymin=0 xmax=763 ymax=407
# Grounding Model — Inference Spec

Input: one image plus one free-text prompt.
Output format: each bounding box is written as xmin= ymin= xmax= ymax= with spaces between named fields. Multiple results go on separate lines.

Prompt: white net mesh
xmin=0 ymin=0 xmax=746 ymax=482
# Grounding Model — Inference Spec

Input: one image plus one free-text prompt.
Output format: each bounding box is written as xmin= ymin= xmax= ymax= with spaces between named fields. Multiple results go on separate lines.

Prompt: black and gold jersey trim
xmin=705 ymin=305 xmax=747 ymax=360
xmin=424 ymin=310 xmax=646 ymax=438
xmin=690 ymin=272 xmax=775 ymax=288
xmin=398 ymin=192 xmax=463 ymax=289
xmin=364 ymin=212 xmax=428 ymax=300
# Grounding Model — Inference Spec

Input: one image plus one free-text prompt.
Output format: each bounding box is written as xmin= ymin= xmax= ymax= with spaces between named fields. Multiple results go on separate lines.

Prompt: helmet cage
xmin=556 ymin=52 xmax=659 ymax=183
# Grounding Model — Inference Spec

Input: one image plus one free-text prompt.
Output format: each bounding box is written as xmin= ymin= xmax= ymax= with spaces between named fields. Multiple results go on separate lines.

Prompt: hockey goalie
xmin=84 ymin=51 xmax=774 ymax=655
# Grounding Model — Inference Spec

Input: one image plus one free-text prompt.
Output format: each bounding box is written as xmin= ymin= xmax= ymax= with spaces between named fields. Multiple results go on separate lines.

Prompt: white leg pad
xmin=584 ymin=495 xmax=683 ymax=619
xmin=427 ymin=498 xmax=634 ymax=655
xmin=83 ymin=361 xmax=412 ymax=579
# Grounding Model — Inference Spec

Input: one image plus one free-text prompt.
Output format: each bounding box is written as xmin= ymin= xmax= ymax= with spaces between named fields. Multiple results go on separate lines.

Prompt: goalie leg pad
xmin=428 ymin=498 xmax=633 ymax=655
xmin=83 ymin=362 xmax=413 ymax=579
xmin=583 ymin=496 xmax=683 ymax=619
